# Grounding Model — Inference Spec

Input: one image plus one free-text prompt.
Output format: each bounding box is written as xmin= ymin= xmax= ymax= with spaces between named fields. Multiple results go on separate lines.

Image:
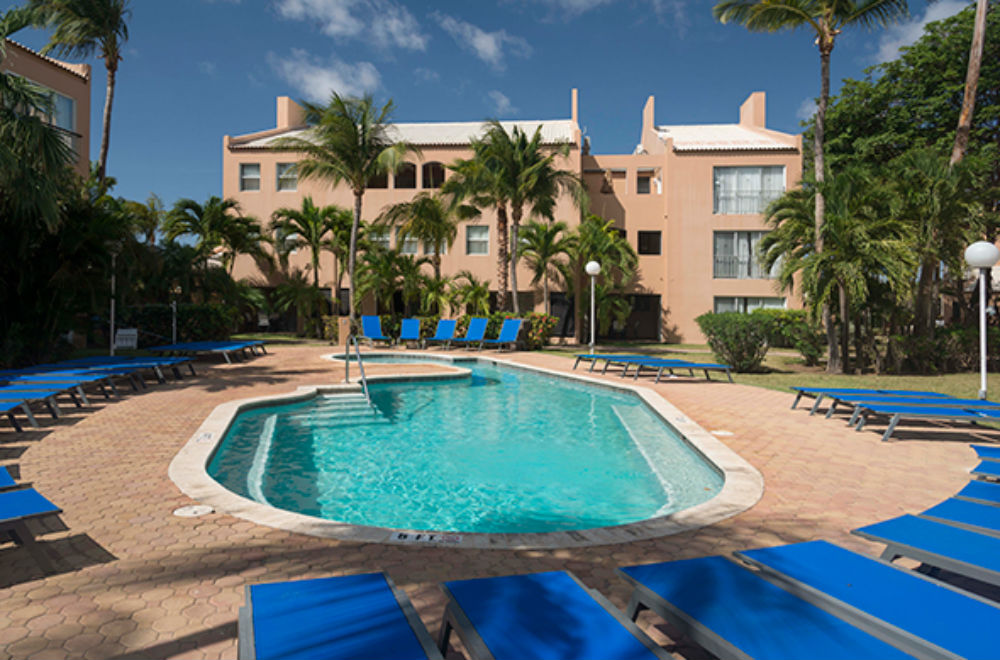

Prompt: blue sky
xmin=6 ymin=0 xmax=969 ymax=207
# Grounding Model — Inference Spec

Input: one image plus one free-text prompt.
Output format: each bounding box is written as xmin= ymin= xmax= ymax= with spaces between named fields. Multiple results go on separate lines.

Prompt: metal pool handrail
xmin=347 ymin=334 xmax=372 ymax=406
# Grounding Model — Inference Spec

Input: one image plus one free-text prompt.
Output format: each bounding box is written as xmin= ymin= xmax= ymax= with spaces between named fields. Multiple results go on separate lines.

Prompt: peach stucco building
xmin=224 ymin=90 xmax=801 ymax=342
xmin=1 ymin=39 xmax=91 ymax=176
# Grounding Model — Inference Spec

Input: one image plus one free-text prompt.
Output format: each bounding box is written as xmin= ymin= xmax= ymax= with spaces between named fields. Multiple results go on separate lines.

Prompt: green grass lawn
xmin=542 ymin=343 xmax=1000 ymax=400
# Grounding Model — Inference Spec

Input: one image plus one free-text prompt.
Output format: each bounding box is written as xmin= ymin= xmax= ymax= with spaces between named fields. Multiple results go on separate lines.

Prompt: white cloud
xmin=433 ymin=13 xmax=532 ymax=70
xmin=487 ymin=90 xmax=516 ymax=115
xmin=531 ymin=0 xmax=614 ymax=15
xmin=650 ymin=0 xmax=690 ymax=35
xmin=197 ymin=61 xmax=218 ymax=76
xmin=796 ymin=97 xmax=816 ymax=122
xmin=275 ymin=0 xmax=427 ymax=50
xmin=268 ymin=49 xmax=381 ymax=102
xmin=414 ymin=67 xmax=440 ymax=83
xmin=875 ymin=0 xmax=967 ymax=63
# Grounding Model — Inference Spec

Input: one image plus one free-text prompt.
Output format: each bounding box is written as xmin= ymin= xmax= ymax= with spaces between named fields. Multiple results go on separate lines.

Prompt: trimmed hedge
xmin=750 ymin=308 xmax=824 ymax=366
xmin=696 ymin=312 xmax=773 ymax=372
xmin=120 ymin=303 xmax=236 ymax=347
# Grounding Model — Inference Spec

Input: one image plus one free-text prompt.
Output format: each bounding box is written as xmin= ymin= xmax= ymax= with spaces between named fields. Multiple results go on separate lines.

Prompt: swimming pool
xmin=207 ymin=359 xmax=723 ymax=534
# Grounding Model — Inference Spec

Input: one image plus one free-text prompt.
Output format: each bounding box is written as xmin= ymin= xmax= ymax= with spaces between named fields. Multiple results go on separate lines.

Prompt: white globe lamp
xmin=965 ymin=241 xmax=1000 ymax=399
xmin=585 ymin=261 xmax=601 ymax=354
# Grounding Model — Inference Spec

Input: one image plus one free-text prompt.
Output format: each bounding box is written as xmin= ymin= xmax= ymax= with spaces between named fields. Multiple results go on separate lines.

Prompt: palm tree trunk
xmin=495 ymin=203 xmax=510 ymax=312
xmin=98 ymin=61 xmax=116 ymax=182
xmin=348 ymin=192 xmax=362 ymax=326
xmin=950 ymin=0 xmax=989 ymax=166
xmin=839 ymin=284 xmax=850 ymax=374
xmin=817 ymin=35 xmax=838 ymax=373
xmin=510 ymin=205 xmax=522 ymax=315
xmin=914 ymin=256 xmax=937 ymax=336
xmin=543 ymin=271 xmax=550 ymax=315
xmin=433 ymin=251 xmax=441 ymax=280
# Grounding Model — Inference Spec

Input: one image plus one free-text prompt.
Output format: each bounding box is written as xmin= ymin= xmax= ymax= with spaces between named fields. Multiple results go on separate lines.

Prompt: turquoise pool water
xmin=207 ymin=359 xmax=723 ymax=534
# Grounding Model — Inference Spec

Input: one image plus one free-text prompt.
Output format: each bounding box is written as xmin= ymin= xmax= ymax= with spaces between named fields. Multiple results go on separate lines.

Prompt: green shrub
xmin=886 ymin=326 xmax=1000 ymax=374
xmin=750 ymin=308 xmax=824 ymax=366
xmin=696 ymin=312 xmax=773 ymax=372
xmin=120 ymin=303 xmax=236 ymax=347
xmin=523 ymin=312 xmax=557 ymax=349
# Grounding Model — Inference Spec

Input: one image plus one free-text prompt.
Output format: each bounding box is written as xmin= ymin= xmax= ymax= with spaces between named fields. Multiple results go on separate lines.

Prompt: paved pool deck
xmin=0 ymin=345 xmax=989 ymax=659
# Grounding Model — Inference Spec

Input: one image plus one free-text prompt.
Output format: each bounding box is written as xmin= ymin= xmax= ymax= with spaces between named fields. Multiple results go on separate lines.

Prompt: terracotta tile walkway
xmin=0 ymin=345 xmax=991 ymax=659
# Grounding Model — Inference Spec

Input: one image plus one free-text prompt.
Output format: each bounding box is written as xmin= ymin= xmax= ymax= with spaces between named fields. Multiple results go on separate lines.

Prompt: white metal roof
xmin=231 ymin=119 xmax=576 ymax=150
xmin=656 ymin=124 xmax=794 ymax=152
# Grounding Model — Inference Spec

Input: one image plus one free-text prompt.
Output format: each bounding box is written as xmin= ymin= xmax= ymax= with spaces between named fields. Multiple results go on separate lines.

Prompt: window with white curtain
xmin=713 ymin=297 xmax=785 ymax=313
xmin=396 ymin=228 xmax=419 ymax=255
xmin=713 ymin=166 xmax=784 ymax=214
xmin=423 ymin=239 xmax=447 ymax=255
xmin=276 ymin=163 xmax=297 ymax=191
xmin=713 ymin=231 xmax=773 ymax=279
xmin=239 ymin=163 xmax=261 ymax=191
xmin=369 ymin=229 xmax=390 ymax=250
xmin=466 ymin=226 xmax=489 ymax=255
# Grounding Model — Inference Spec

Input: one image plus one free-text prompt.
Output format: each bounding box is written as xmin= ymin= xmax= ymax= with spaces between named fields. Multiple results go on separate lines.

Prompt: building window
xmin=466 ymin=225 xmax=489 ymax=255
xmin=367 ymin=172 xmax=388 ymax=189
xmin=714 ymin=297 xmax=785 ymax=314
xmin=637 ymin=231 xmax=661 ymax=255
xmin=713 ymin=231 xmax=774 ymax=279
xmin=637 ymin=175 xmax=651 ymax=194
xmin=423 ymin=240 xmax=447 ymax=255
xmin=239 ymin=163 xmax=261 ymax=192
xmin=396 ymin=228 xmax=419 ymax=255
xmin=276 ymin=163 xmax=297 ymax=191
xmin=422 ymin=162 xmax=445 ymax=188
xmin=369 ymin=228 xmax=390 ymax=250
xmin=713 ymin=166 xmax=784 ymax=214
xmin=615 ymin=228 xmax=627 ymax=241
xmin=395 ymin=162 xmax=416 ymax=189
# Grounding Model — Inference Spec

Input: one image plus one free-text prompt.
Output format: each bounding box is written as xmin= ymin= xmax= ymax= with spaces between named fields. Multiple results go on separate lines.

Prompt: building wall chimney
xmin=739 ymin=92 xmax=766 ymax=128
xmin=276 ymin=96 xmax=306 ymax=129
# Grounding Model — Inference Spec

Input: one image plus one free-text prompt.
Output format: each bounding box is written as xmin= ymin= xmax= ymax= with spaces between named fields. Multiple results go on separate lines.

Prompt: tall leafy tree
xmin=31 ymin=0 xmax=131 ymax=181
xmin=452 ymin=270 xmax=491 ymax=316
xmin=951 ymin=0 xmax=990 ymax=165
xmin=560 ymin=215 xmax=637 ymax=343
xmin=356 ymin=247 xmax=403 ymax=314
xmin=376 ymin=192 xmax=478 ymax=279
xmin=123 ymin=193 xmax=164 ymax=246
xmin=518 ymin=220 xmax=572 ymax=315
xmin=714 ymin=0 xmax=911 ymax=372
xmin=271 ymin=196 xmax=349 ymax=290
xmin=163 ymin=196 xmax=257 ymax=276
xmin=274 ymin=94 xmax=415 ymax=326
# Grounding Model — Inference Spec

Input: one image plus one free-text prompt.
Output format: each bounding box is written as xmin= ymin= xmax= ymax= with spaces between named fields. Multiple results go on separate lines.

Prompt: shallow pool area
xmin=207 ymin=360 xmax=723 ymax=534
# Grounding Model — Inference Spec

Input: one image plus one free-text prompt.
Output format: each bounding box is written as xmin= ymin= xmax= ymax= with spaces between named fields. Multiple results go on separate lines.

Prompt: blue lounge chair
xmin=0 ymin=400 xmax=34 ymax=431
xmin=572 ymin=354 xmax=648 ymax=371
xmin=789 ymin=386 xmax=952 ymax=413
xmin=854 ymin=514 xmax=1000 ymax=589
xmin=825 ymin=394 xmax=1000 ymax=422
xmin=360 ymin=315 xmax=393 ymax=347
xmin=618 ymin=357 xmax=734 ymax=383
xmin=738 ymin=540 xmax=1000 ymax=660
xmin=398 ymin=318 xmax=422 ymax=348
xmin=0 ymin=466 xmax=19 ymax=490
xmin=438 ymin=571 xmax=669 ymax=659
xmin=957 ymin=479 xmax=1000 ymax=506
xmin=973 ymin=444 xmax=1000 ymax=462
xmin=921 ymin=498 xmax=1000 ymax=536
xmin=424 ymin=319 xmax=457 ymax=349
xmin=618 ymin=556 xmax=913 ymax=660
xmin=972 ymin=460 xmax=1000 ymax=480
xmin=853 ymin=404 xmax=1000 ymax=442
xmin=0 ymin=386 xmax=70 ymax=419
xmin=238 ymin=572 xmax=442 ymax=660
xmin=482 ymin=318 xmax=523 ymax=351
xmin=450 ymin=317 xmax=488 ymax=350
xmin=0 ymin=487 xmax=62 ymax=573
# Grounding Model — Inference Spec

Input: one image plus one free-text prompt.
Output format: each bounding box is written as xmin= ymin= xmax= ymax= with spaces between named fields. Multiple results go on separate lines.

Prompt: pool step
xmin=611 ymin=405 xmax=676 ymax=503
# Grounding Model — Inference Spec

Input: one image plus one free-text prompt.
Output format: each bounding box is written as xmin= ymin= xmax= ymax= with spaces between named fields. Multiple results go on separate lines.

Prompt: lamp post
xmin=965 ymin=241 xmax=1000 ymax=399
xmin=109 ymin=248 xmax=118 ymax=356
xmin=170 ymin=284 xmax=182 ymax=345
xmin=585 ymin=260 xmax=601 ymax=354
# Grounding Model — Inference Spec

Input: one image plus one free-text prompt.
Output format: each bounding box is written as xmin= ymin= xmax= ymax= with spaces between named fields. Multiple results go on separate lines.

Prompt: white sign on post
xmin=115 ymin=328 xmax=138 ymax=350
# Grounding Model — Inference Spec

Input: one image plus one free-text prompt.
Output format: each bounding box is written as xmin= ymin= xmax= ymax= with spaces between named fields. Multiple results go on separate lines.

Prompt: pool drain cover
xmin=173 ymin=504 xmax=214 ymax=518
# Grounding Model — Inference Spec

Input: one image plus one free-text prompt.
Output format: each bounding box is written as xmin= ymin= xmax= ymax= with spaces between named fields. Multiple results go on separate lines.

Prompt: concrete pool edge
xmin=169 ymin=353 xmax=763 ymax=549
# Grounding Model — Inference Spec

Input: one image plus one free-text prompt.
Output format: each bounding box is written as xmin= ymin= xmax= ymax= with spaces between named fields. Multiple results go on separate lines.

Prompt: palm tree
xmin=163 ymin=196 xmax=256 ymax=274
xmin=274 ymin=269 xmax=326 ymax=337
xmin=452 ymin=270 xmax=491 ymax=316
xmin=273 ymin=94 xmax=415 ymax=327
xmin=31 ymin=0 xmax=131 ymax=181
xmin=0 ymin=7 xmax=74 ymax=234
xmin=518 ymin=220 xmax=572 ymax=315
xmin=714 ymin=0 xmax=910 ymax=370
xmin=123 ymin=193 xmax=164 ymax=246
xmin=271 ymin=197 xmax=347 ymax=289
xmin=376 ymin=192 xmax=479 ymax=279
xmin=356 ymin=247 xmax=403 ymax=314
xmin=396 ymin=254 xmax=431 ymax=316
xmin=760 ymin=167 xmax=915 ymax=371
xmin=420 ymin=273 xmax=455 ymax=316
xmin=491 ymin=122 xmax=587 ymax=315
xmin=950 ymin=0 xmax=990 ymax=166
xmin=560 ymin=215 xmax=637 ymax=343
xmin=218 ymin=214 xmax=267 ymax=276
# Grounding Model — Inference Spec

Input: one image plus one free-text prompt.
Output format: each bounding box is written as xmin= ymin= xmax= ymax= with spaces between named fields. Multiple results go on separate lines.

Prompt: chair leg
xmin=7 ymin=521 xmax=57 ymax=574
xmin=6 ymin=412 xmax=23 ymax=433
xmin=436 ymin=605 xmax=455 ymax=654
xmin=625 ymin=593 xmax=647 ymax=621
xmin=881 ymin=415 xmax=901 ymax=442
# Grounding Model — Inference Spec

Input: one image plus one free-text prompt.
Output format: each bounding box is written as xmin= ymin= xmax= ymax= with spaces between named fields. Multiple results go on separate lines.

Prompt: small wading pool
xmin=207 ymin=357 xmax=724 ymax=535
